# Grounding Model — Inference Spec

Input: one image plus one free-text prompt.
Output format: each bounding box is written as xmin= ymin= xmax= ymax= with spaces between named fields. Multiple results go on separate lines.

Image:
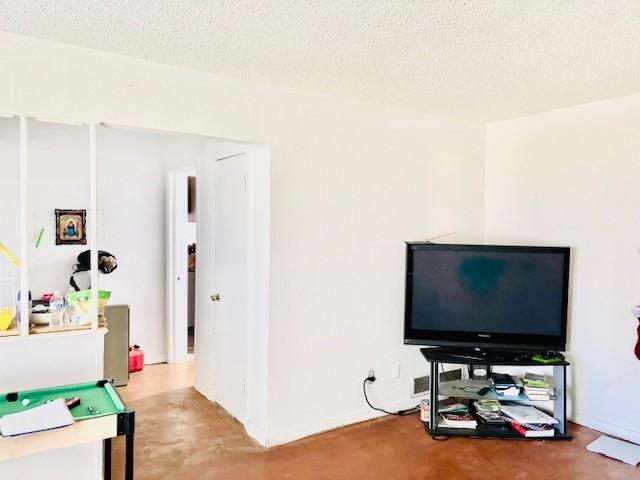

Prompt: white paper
xmin=499 ymin=404 xmax=558 ymax=425
xmin=587 ymin=435 xmax=640 ymax=466
xmin=0 ymin=399 xmax=74 ymax=436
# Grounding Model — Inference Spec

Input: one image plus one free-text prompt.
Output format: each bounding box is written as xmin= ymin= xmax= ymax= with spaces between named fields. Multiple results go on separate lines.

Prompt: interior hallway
xmin=112 ymin=361 xmax=632 ymax=480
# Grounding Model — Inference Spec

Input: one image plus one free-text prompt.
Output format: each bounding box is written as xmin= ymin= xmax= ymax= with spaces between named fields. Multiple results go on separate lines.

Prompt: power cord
xmin=363 ymin=374 xmax=420 ymax=416
xmin=440 ymin=363 xmax=449 ymax=382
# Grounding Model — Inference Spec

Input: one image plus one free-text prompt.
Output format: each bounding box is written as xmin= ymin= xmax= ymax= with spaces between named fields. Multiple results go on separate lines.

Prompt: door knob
xmin=210 ymin=293 xmax=221 ymax=302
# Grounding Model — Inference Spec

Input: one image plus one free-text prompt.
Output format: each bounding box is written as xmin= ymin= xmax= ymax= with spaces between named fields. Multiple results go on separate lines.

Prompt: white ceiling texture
xmin=1 ymin=0 xmax=639 ymax=121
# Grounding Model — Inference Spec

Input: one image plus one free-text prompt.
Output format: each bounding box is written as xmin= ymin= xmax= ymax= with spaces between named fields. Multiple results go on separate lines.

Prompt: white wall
xmin=485 ymin=94 xmax=640 ymax=443
xmin=265 ymin=106 xmax=485 ymax=444
xmin=0 ymin=32 xmax=486 ymax=448
xmin=98 ymin=127 xmax=200 ymax=363
xmin=0 ymin=331 xmax=106 ymax=480
xmin=0 ymin=120 xmax=199 ymax=364
xmin=0 ymin=121 xmax=91 ymax=299
xmin=0 ymin=118 xmax=21 ymax=275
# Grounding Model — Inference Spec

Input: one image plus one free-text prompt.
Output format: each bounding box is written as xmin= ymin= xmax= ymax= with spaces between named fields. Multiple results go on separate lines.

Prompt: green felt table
xmin=0 ymin=380 xmax=126 ymax=421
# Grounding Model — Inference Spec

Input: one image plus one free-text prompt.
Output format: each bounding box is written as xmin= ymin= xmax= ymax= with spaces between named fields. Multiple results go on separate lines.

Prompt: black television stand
xmin=421 ymin=347 xmax=553 ymax=364
xmin=421 ymin=347 xmax=571 ymax=441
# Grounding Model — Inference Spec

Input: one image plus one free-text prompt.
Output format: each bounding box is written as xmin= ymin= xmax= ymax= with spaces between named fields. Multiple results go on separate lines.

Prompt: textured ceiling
xmin=1 ymin=1 xmax=640 ymax=121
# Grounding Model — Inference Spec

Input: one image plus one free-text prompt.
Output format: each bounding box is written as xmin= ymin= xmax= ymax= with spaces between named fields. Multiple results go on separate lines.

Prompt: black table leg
xmin=430 ymin=360 xmax=438 ymax=435
xmin=125 ymin=431 xmax=134 ymax=480
xmin=103 ymin=438 xmax=112 ymax=479
xmin=117 ymin=410 xmax=136 ymax=480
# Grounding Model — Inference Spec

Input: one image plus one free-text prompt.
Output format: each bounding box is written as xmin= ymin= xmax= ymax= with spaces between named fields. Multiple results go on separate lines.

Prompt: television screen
xmin=404 ymin=243 xmax=570 ymax=351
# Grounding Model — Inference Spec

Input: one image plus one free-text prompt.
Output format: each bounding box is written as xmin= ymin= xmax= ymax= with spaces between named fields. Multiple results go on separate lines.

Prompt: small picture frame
xmin=55 ymin=209 xmax=87 ymax=245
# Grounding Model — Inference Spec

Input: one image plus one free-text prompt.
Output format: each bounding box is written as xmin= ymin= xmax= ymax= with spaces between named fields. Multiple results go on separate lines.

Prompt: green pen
xmin=35 ymin=228 xmax=45 ymax=248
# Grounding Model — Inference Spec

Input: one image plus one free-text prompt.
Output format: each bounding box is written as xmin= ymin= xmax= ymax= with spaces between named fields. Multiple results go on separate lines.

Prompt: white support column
xmin=88 ymin=123 xmax=99 ymax=329
xmin=19 ymin=116 xmax=29 ymax=337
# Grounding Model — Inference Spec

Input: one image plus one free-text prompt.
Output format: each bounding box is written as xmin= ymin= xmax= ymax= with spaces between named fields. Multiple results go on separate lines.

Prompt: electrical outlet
xmin=392 ymin=363 xmax=401 ymax=379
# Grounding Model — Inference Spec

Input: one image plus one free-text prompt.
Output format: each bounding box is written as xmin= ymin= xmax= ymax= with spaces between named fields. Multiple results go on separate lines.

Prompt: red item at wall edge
xmin=129 ymin=345 xmax=144 ymax=373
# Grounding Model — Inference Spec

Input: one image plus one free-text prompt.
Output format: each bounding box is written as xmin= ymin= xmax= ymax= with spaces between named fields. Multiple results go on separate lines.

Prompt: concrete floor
xmin=112 ymin=361 xmax=635 ymax=479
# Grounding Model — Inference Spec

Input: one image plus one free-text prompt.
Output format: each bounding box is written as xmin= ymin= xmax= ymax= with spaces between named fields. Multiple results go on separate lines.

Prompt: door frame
xmin=167 ymin=140 xmax=271 ymax=445
xmin=166 ymin=166 xmax=196 ymax=364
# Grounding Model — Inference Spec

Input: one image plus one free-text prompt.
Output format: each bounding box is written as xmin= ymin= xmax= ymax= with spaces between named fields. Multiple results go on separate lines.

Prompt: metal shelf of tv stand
xmin=420 ymin=348 xmax=571 ymax=441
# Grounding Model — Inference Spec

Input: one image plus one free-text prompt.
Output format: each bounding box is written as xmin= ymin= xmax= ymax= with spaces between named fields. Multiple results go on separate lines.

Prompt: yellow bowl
xmin=0 ymin=310 xmax=15 ymax=330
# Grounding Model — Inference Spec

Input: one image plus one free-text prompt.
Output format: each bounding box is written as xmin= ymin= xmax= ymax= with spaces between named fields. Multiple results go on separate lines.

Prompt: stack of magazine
xmin=421 ymin=401 xmax=478 ymax=429
xmin=439 ymin=411 xmax=477 ymax=429
xmin=499 ymin=403 xmax=558 ymax=438
xmin=473 ymin=399 xmax=506 ymax=427
xmin=420 ymin=400 xmax=469 ymax=425
xmin=438 ymin=403 xmax=476 ymax=429
xmin=490 ymin=373 xmax=523 ymax=397
xmin=523 ymin=373 xmax=553 ymax=401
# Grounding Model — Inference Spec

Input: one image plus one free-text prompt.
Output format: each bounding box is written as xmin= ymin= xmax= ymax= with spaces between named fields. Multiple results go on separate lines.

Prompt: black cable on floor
xmin=362 ymin=378 xmax=420 ymax=416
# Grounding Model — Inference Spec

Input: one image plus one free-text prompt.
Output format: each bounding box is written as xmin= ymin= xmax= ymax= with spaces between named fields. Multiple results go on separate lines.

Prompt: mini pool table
xmin=0 ymin=380 xmax=135 ymax=479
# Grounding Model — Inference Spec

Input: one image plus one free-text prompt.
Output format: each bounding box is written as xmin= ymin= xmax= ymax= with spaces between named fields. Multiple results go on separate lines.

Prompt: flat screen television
xmin=404 ymin=243 xmax=570 ymax=351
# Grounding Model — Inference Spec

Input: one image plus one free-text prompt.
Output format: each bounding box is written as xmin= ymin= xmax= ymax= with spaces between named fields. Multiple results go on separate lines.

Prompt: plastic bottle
xmin=49 ymin=290 xmax=64 ymax=328
xmin=16 ymin=290 xmax=32 ymax=330
xmin=64 ymin=287 xmax=74 ymax=325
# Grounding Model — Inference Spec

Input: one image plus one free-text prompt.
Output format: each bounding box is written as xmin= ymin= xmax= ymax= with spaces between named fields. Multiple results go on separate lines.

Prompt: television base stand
xmin=421 ymin=346 xmax=562 ymax=364
xmin=420 ymin=347 xmax=571 ymax=441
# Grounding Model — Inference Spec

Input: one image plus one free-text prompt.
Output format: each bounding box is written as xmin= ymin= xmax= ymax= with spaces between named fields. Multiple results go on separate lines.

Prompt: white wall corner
xmin=266 ymin=398 xmax=419 ymax=447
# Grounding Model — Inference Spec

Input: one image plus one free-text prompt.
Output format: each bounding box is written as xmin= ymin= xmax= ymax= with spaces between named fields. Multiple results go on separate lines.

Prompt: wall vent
xmin=412 ymin=375 xmax=430 ymax=397
xmin=440 ymin=368 xmax=463 ymax=382
xmin=412 ymin=368 xmax=464 ymax=397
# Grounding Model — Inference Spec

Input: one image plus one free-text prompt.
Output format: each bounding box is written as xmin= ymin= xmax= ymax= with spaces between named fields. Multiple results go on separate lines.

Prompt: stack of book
xmin=420 ymin=400 xmax=468 ymax=424
xmin=439 ymin=412 xmax=478 ymax=429
xmin=523 ymin=372 xmax=553 ymax=401
xmin=473 ymin=399 xmax=507 ymax=427
xmin=474 ymin=399 xmax=501 ymax=413
xmin=436 ymin=402 xmax=477 ymax=429
xmin=440 ymin=403 xmax=469 ymax=414
xmin=499 ymin=404 xmax=558 ymax=438
xmin=490 ymin=373 xmax=522 ymax=397
xmin=504 ymin=420 xmax=555 ymax=438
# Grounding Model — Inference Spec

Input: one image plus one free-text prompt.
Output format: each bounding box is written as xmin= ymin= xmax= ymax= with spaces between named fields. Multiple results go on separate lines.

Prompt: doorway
xmin=187 ymin=175 xmax=196 ymax=354
xmin=167 ymin=140 xmax=271 ymax=443
xmin=167 ymin=167 xmax=196 ymax=364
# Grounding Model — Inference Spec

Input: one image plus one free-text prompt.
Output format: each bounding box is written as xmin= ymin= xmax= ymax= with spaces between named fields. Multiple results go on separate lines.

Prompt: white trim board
xmin=143 ymin=353 xmax=167 ymax=365
xmin=266 ymin=398 xmax=419 ymax=447
xmin=574 ymin=414 xmax=640 ymax=445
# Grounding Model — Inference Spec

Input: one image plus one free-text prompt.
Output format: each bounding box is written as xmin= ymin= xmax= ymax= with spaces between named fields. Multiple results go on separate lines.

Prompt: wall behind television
xmin=484 ymin=93 xmax=640 ymax=443
xmin=0 ymin=31 xmax=486 ymax=457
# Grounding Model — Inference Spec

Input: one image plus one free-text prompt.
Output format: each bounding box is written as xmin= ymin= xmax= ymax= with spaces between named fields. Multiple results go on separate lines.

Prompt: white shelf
xmin=0 ymin=327 xmax=107 ymax=344
xmin=439 ymin=379 xmax=554 ymax=404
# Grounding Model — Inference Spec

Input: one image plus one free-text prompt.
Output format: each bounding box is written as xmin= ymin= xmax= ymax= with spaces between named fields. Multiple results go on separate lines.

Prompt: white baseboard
xmin=573 ymin=414 xmax=640 ymax=444
xmin=266 ymin=398 xmax=420 ymax=447
xmin=267 ymin=405 xmax=640 ymax=448
xmin=143 ymin=353 xmax=167 ymax=365
xmin=245 ymin=419 xmax=268 ymax=447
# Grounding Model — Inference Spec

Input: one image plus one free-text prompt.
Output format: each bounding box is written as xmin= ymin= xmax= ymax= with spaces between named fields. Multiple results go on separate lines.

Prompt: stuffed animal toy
xmin=70 ymin=250 xmax=118 ymax=291
xmin=632 ymin=306 xmax=640 ymax=360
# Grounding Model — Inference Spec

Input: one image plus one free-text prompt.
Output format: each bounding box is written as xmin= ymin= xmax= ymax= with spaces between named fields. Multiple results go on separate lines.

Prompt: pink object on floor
xmin=633 ymin=307 xmax=640 ymax=361
xmin=129 ymin=345 xmax=144 ymax=373
xmin=635 ymin=320 xmax=640 ymax=361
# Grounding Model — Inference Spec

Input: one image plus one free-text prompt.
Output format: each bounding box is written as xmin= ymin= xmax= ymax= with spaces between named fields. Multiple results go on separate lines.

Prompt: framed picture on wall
xmin=55 ymin=209 xmax=87 ymax=245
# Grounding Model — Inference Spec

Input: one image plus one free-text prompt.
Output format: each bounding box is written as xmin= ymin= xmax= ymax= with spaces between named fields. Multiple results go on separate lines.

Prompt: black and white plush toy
xmin=69 ymin=250 xmax=118 ymax=291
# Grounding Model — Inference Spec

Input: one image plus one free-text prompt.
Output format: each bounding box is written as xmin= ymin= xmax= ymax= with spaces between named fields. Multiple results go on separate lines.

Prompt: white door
xmin=195 ymin=152 xmax=248 ymax=422
xmin=167 ymin=169 xmax=191 ymax=364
